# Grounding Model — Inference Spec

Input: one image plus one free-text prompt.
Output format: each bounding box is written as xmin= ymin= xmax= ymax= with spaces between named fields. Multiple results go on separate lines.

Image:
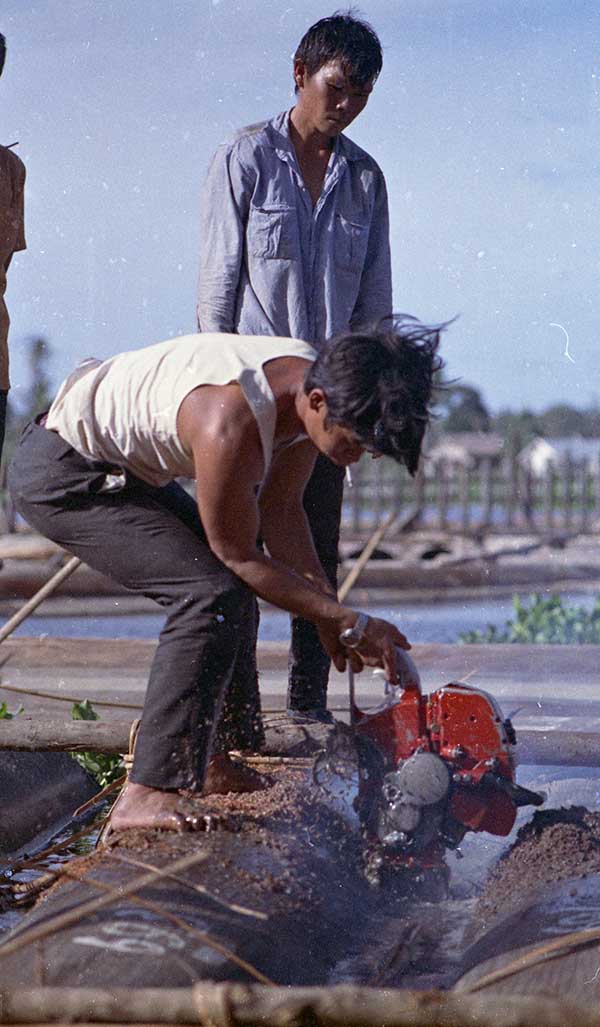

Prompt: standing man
xmin=0 ymin=32 xmax=26 ymax=463
xmin=197 ymin=13 xmax=391 ymax=728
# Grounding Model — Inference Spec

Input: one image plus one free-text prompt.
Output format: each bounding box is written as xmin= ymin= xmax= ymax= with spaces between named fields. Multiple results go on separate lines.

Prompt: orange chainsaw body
xmin=354 ymin=679 xmax=519 ymax=841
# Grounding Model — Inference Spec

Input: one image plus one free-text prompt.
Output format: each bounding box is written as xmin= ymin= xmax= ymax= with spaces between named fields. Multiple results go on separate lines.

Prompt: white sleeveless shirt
xmin=45 ymin=333 xmax=317 ymax=486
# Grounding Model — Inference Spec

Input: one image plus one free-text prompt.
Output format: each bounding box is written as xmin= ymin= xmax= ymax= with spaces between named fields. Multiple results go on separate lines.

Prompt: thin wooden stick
xmin=10 ymin=869 xmax=63 ymax=899
xmin=72 ymin=776 xmax=126 ymax=818
xmin=0 ymin=556 xmax=82 ymax=643
xmin=0 ymin=680 xmax=143 ymax=710
xmin=110 ymin=850 xmax=267 ymax=921
xmin=57 ymin=864 xmax=274 ymax=986
xmin=4 ymin=818 xmax=109 ymax=874
xmin=337 ymin=503 xmax=420 ymax=602
xmin=459 ymin=923 xmax=600 ymax=995
xmin=0 ymin=850 xmax=211 ymax=958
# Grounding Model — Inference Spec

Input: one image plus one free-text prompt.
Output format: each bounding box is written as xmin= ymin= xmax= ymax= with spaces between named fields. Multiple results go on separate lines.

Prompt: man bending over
xmin=8 ymin=318 xmax=442 ymax=832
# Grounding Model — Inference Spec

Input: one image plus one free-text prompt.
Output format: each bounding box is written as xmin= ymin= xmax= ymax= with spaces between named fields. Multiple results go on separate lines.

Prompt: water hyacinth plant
xmin=460 ymin=593 xmax=600 ymax=645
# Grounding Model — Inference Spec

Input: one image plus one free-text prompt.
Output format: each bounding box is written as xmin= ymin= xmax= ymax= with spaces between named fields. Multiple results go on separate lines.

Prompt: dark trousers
xmin=8 ymin=422 xmax=263 ymax=791
xmin=287 ymin=455 xmax=345 ymax=711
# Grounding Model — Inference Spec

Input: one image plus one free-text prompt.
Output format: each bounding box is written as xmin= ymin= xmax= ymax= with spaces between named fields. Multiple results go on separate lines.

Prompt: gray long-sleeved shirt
xmin=197 ymin=109 xmax=392 ymax=347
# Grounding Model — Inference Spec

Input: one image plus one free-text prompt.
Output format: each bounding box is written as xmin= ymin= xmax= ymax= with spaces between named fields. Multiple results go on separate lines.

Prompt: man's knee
xmin=171 ymin=578 xmax=254 ymax=637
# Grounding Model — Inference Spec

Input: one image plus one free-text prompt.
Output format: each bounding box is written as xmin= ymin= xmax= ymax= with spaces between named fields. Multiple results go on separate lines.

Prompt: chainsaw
xmin=314 ymin=649 xmax=544 ymax=890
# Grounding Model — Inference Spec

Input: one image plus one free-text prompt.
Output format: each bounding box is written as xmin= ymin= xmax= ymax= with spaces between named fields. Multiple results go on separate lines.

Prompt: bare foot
xmin=202 ymin=752 xmax=269 ymax=795
xmin=110 ymin=781 xmax=202 ymax=832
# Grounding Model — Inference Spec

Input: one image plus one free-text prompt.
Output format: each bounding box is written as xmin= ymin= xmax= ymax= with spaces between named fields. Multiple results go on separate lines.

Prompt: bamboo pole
xmin=0 ymin=717 xmax=598 ymax=768
xmin=0 ymin=983 xmax=600 ymax=1026
xmin=0 ymin=716 xmax=132 ymax=752
xmin=0 ymin=555 xmax=81 ymax=643
xmin=337 ymin=504 xmax=420 ymax=602
xmin=0 ymin=680 xmax=143 ymax=710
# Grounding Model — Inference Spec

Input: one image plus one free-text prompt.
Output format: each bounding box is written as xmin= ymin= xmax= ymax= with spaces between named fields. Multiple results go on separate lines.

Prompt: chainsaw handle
xmin=349 ymin=647 xmax=422 ymax=726
xmin=367 ymin=648 xmax=422 ymax=692
xmin=393 ymin=647 xmax=421 ymax=691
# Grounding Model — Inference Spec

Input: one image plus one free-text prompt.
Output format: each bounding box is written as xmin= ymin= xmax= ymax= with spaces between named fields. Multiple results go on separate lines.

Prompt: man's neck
xmin=289 ymin=106 xmax=333 ymax=158
xmin=289 ymin=108 xmax=333 ymax=206
xmin=264 ymin=356 xmax=310 ymax=441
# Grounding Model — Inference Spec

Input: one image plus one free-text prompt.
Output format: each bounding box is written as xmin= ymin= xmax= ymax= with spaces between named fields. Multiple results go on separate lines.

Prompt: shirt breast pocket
xmin=248 ymin=204 xmax=299 ymax=261
xmin=334 ymin=214 xmax=369 ymax=273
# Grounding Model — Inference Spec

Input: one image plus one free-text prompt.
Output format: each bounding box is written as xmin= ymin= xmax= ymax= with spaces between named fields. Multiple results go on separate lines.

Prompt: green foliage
xmin=70 ymin=700 xmax=125 ymax=788
xmin=71 ymin=699 xmax=100 ymax=721
xmin=460 ymin=593 xmax=600 ymax=645
xmin=491 ymin=403 xmax=600 ymax=457
xmin=0 ymin=701 xmax=23 ymax=719
xmin=435 ymin=382 xmax=492 ymax=435
xmin=71 ymin=750 xmax=124 ymax=789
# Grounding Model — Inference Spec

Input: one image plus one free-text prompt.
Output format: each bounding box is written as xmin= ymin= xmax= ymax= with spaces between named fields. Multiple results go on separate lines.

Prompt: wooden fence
xmin=342 ymin=456 xmax=600 ymax=536
xmin=1 ymin=456 xmax=599 ymax=539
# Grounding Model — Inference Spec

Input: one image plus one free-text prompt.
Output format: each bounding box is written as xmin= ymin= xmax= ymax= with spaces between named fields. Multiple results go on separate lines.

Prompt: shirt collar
xmin=268 ymin=109 xmax=364 ymax=163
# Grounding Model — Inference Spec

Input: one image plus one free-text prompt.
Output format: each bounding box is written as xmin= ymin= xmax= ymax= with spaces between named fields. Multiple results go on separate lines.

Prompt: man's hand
xmin=317 ymin=615 xmax=410 ymax=685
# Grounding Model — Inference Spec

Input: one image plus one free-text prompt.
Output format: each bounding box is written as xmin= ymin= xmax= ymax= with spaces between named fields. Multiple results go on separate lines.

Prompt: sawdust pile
xmin=473 ymin=806 xmax=600 ymax=934
xmin=108 ymin=763 xmax=359 ymax=856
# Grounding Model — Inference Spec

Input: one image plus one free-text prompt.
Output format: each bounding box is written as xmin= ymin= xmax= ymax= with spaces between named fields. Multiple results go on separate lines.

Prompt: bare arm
xmin=177 ymin=387 xmax=410 ymax=680
xmin=259 ymin=439 xmax=334 ymax=596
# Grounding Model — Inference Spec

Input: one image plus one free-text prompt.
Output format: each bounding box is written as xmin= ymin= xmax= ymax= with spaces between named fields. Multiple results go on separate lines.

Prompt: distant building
xmin=518 ymin=436 xmax=600 ymax=476
xmin=426 ymin=432 xmax=505 ymax=469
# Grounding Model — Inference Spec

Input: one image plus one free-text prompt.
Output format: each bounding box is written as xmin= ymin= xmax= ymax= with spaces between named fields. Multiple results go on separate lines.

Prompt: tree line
xmin=436 ymin=381 xmax=600 ymax=455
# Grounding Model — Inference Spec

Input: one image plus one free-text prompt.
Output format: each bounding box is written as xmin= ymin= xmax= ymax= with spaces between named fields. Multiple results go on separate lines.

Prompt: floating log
xmin=0 ymin=751 xmax=98 ymax=856
xmin=454 ymin=806 xmax=600 ymax=1005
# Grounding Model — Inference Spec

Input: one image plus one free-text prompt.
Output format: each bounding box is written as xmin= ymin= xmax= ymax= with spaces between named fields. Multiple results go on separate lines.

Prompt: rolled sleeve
xmin=349 ymin=169 xmax=392 ymax=330
xmin=197 ymin=145 xmax=251 ymax=333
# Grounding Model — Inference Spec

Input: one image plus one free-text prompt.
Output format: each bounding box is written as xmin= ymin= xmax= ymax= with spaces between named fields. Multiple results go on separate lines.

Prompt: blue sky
xmin=2 ymin=0 xmax=598 ymax=412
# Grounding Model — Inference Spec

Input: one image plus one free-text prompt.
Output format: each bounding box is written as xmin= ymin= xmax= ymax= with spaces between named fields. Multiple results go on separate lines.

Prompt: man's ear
xmin=293 ymin=59 xmax=307 ymax=91
xmin=308 ymin=388 xmax=326 ymax=412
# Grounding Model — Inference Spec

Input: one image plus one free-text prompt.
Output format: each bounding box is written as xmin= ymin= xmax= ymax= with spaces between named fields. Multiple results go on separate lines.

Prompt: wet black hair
xmin=294 ymin=10 xmax=382 ymax=89
xmin=304 ymin=316 xmax=445 ymax=475
xmin=0 ymin=35 xmax=6 ymax=78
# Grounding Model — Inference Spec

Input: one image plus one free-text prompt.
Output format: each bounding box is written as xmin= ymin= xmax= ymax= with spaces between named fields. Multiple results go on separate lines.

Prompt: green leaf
xmin=71 ymin=751 xmax=125 ymax=788
xmin=71 ymin=699 xmax=100 ymax=721
xmin=0 ymin=701 xmax=24 ymax=719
